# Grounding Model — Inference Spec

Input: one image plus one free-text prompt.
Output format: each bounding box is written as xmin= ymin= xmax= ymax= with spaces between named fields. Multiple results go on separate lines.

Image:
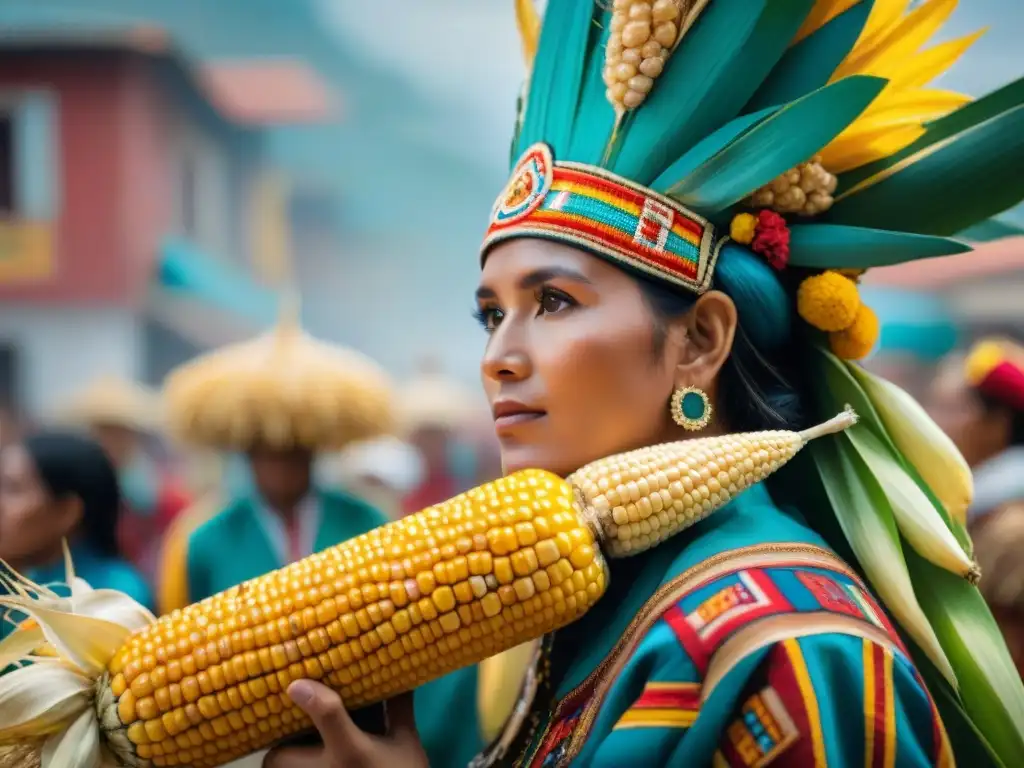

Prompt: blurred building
xmin=0 ymin=26 xmax=333 ymax=416
xmin=862 ymin=231 xmax=1024 ymax=396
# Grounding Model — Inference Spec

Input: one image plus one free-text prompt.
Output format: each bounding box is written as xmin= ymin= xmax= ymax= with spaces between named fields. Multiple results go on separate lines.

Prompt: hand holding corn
xmin=0 ymin=411 xmax=857 ymax=768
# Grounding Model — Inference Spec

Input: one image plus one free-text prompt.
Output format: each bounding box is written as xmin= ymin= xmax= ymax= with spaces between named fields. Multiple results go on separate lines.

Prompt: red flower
xmin=751 ymin=209 xmax=790 ymax=271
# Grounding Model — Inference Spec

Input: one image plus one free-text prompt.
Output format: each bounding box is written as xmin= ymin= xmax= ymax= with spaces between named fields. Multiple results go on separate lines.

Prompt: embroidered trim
xmin=614 ymin=682 xmax=701 ymax=730
xmin=722 ymin=685 xmax=800 ymax=767
xmin=483 ymin=143 xmax=718 ymax=295
xmin=515 ymin=543 xmax=861 ymax=767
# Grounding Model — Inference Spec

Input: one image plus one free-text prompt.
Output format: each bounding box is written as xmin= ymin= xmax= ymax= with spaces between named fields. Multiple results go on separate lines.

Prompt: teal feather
xmin=669 ymin=75 xmax=886 ymax=214
xmin=829 ymin=103 xmax=1024 ymax=235
xmin=566 ymin=10 xmax=617 ymax=165
xmin=840 ymin=75 xmax=1024 ymax=190
xmin=746 ymin=0 xmax=874 ymax=110
xmin=516 ymin=0 xmax=597 ymax=160
xmin=649 ymin=107 xmax=778 ymax=193
xmin=787 ymin=224 xmax=971 ymax=269
xmin=607 ymin=0 xmax=772 ymax=183
xmin=957 ymin=217 xmax=1024 ymax=243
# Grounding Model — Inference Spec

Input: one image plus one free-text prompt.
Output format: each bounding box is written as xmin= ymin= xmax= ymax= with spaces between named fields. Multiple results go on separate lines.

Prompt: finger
xmin=287 ymin=680 xmax=365 ymax=758
xmin=384 ymin=691 xmax=419 ymax=744
xmin=262 ymin=744 xmax=323 ymax=768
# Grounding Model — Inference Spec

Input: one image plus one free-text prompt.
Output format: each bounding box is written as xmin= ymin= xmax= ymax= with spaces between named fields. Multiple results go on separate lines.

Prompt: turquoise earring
xmin=670 ymin=386 xmax=712 ymax=431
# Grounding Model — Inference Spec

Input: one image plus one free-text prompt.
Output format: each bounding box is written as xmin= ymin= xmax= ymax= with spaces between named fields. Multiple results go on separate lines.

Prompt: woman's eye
xmin=538 ymin=289 xmax=573 ymax=315
xmin=474 ymin=307 xmax=503 ymax=332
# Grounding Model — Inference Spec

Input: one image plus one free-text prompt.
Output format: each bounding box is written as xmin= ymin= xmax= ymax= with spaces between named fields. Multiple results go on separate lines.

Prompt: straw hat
xmin=55 ymin=376 xmax=163 ymax=433
xmin=163 ymin=298 xmax=395 ymax=452
xmin=398 ymin=358 xmax=485 ymax=435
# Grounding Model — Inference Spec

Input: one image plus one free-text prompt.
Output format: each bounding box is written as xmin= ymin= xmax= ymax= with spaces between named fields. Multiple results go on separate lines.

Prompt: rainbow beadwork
xmin=483 ymin=143 xmax=719 ymax=294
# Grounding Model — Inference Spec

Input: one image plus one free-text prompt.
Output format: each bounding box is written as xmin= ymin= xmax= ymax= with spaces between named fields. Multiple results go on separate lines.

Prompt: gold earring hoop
xmin=671 ymin=386 xmax=712 ymax=431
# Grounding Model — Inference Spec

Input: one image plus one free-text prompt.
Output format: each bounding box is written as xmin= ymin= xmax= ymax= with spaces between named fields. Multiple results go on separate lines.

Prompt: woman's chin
xmin=499 ymin=446 xmax=579 ymax=478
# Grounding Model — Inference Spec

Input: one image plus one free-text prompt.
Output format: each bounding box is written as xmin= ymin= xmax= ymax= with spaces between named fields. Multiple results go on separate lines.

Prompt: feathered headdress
xmin=163 ymin=294 xmax=396 ymax=452
xmin=493 ymin=0 xmax=1024 ymax=761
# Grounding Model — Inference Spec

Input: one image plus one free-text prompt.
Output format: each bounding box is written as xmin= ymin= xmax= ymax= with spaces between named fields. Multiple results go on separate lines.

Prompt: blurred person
xmin=321 ymin=435 xmax=426 ymax=519
xmin=926 ymin=339 xmax=1024 ymax=529
xmin=399 ymin=361 xmax=482 ymax=514
xmin=973 ymin=506 xmax=1024 ymax=678
xmin=156 ymin=304 xmax=392 ymax=607
xmin=0 ymin=430 xmax=152 ymax=629
xmin=57 ymin=376 xmax=191 ymax=580
xmin=155 ymin=304 xmax=485 ymax=767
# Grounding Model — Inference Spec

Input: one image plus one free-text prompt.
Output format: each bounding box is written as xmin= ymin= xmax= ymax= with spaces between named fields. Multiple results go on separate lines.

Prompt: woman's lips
xmin=494 ymin=411 xmax=546 ymax=432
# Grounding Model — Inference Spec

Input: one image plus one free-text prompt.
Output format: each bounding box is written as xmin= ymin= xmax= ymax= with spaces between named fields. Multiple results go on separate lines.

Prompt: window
xmin=0 ymin=114 xmax=14 ymax=214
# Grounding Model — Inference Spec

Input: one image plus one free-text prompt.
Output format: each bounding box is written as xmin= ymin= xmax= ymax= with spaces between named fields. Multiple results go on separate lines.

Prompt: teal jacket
xmin=474 ymin=483 xmax=950 ymax=767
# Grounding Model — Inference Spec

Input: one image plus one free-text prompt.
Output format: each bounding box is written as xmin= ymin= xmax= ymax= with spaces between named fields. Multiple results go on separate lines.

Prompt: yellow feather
xmin=792 ymin=0 xmax=861 ymax=44
xmin=834 ymin=0 xmax=959 ymax=80
xmin=857 ymin=0 xmax=911 ymax=48
xmin=820 ymin=125 xmax=926 ymax=173
xmin=514 ymin=0 xmax=541 ymax=68
xmin=862 ymin=87 xmax=971 ymax=118
xmin=886 ymin=32 xmax=985 ymax=91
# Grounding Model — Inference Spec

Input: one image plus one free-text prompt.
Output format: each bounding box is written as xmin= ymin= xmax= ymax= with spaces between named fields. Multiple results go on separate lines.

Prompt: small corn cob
xmin=603 ymin=0 xmax=710 ymax=113
xmin=748 ymin=157 xmax=839 ymax=217
xmin=0 ymin=411 xmax=855 ymax=768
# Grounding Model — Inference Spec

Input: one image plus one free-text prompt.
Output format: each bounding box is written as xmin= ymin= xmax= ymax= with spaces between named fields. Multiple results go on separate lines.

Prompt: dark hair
xmin=632 ymin=251 xmax=809 ymax=432
xmin=21 ymin=431 xmax=122 ymax=558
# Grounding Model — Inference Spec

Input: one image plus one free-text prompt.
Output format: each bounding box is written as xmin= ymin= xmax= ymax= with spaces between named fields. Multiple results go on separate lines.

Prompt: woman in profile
xmin=262 ymin=0 xmax=1024 ymax=766
xmin=0 ymin=430 xmax=153 ymax=620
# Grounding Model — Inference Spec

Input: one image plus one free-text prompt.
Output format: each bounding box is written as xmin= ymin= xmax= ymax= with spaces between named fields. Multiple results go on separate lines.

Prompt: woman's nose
xmin=481 ymin=327 xmax=532 ymax=384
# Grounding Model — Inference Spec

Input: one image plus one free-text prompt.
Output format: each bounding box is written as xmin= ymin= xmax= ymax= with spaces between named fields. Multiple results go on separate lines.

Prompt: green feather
xmin=840 ymin=75 xmax=1024 ymax=190
xmin=566 ymin=10 xmax=617 ymax=165
xmin=516 ymin=0 xmax=598 ymax=160
xmin=787 ymin=224 xmax=971 ymax=269
xmin=907 ymin=551 xmax=1024 ymax=767
xmin=669 ymin=75 xmax=885 ymax=214
xmin=829 ymin=103 xmax=1024 ymax=235
xmin=650 ymin=107 xmax=778 ymax=193
xmin=747 ymin=0 xmax=874 ymax=110
xmin=611 ymin=0 xmax=814 ymax=184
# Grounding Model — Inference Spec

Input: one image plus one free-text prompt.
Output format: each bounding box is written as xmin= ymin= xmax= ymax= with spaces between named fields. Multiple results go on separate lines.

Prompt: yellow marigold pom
xmin=797 ymin=271 xmax=860 ymax=332
xmin=829 ymin=304 xmax=879 ymax=360
xmin=730 ymin=213 xmax=757 ymax=245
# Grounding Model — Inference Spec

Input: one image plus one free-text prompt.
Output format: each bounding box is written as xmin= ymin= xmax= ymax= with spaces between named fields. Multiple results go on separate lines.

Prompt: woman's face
xmin=477 ymin=240 xmax=682 ymax=477
xmin=0 ymin=444 xmax=78 ymax=563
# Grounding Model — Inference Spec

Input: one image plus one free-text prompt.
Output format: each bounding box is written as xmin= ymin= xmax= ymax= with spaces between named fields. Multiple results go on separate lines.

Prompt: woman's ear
xmin=673 ymin=290 xmax=738 ymax=394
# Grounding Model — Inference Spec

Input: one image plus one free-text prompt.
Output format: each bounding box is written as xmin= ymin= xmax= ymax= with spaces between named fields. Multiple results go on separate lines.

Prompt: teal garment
xmin=492 ymin=483 xmax=950 ymax=767
xmin=184 ymin=488 xmax=387 ymax=601
xmin=0 ymin=544 xmax=153 ymax=642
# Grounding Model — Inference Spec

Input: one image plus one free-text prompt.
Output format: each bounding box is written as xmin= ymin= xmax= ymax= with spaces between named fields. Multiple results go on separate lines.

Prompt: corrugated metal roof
xmin=863 ymin=237 xmax=1024 ymax=290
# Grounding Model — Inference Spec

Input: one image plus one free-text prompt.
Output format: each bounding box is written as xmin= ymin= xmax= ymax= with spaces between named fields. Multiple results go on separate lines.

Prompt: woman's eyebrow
xmin=475 ymin=267 xmax=593 ymax=301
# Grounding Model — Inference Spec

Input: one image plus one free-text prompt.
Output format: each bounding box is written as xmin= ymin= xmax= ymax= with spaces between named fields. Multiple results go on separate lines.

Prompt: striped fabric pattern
xmin=483 ymin=143 xmax=719 ymax=294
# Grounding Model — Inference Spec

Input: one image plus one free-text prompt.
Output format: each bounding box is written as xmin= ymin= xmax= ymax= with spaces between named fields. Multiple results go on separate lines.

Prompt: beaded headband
xmin=481 ymin=142 xmax=721 ymax=295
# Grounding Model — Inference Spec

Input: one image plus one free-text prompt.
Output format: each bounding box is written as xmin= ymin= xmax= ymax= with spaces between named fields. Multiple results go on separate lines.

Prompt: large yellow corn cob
xmin=0 ymin=411 xmax=855 ymax=768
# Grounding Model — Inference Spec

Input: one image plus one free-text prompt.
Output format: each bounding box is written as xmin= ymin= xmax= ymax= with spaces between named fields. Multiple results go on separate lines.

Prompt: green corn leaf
xmin=787 ymin=223 xmax=971 ymax=269
xmin=829 ymin=103 xmax=1024 ymax=235
xmin=613 ymin=0 xmax=795 ymax=183
xmin=517 ymin=0 xmax=598 ymax=159
xmin=906 ymin=549 xmax=1024 ymax=765
xmin=747 ymin=0 xmax=875 ymax=110
xmin=669 ymin=76 xmax=886 ymax=213
xmin=839 ymin=75 xmax=1024 ymax=190
xmin=566 ymin=9 xmax=617 ymax=165
xmin=810 ymin=432 xmax=955 ymax=684
xmin=651 ymin=107 xmax=778 ymax=194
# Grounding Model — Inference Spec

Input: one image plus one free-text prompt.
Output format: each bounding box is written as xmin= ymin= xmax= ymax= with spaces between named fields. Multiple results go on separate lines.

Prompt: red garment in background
xmin=118 ymin=476 xmax=191 ymax=582
xmin=402 ymin=472 xmax=457 ymax=517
